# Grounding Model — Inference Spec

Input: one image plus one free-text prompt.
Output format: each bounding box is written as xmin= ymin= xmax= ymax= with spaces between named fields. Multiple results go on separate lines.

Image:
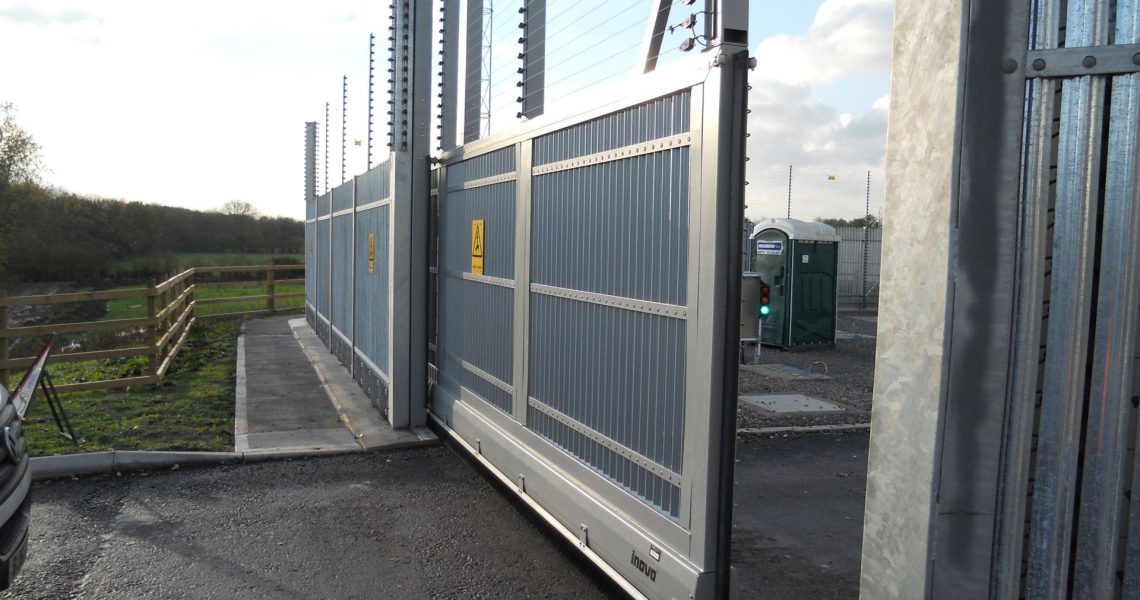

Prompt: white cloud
xmin=746 ymin=0 xmax=893 ymax=221
xmin=752 ymin=0 xmax=893 ymax=86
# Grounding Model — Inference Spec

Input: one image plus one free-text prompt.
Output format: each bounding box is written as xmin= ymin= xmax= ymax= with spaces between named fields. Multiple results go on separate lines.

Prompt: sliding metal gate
xmin=430 ymin=48 xmax=748 ymax=599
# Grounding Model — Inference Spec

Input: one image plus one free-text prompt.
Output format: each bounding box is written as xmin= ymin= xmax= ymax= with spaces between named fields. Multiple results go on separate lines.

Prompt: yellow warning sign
xmin=471 ymin=219 xmax=485 ymax=275
xmin=368 ymin=233 xmax=376 ymax=274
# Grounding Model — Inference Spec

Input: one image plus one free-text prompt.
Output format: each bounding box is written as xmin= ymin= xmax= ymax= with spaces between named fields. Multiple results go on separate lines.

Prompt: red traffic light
xmin=760 ymin=286 xmax=770 ymax=295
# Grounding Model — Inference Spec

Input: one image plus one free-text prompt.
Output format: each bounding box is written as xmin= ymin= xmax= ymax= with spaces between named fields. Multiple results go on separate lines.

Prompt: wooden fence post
xmin=147 ymin=279 xmax=158 ymax=381
xmin=0 ymin=290 xmax=8 ymax=390
xmin=266 ymin=265 xmax=276 ymax=315
xmin=187 ymin=267 xmax=195 ymax=317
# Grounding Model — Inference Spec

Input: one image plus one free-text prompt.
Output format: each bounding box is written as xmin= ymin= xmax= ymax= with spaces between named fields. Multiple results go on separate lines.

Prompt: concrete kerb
xmin=234 ymin=328 xmax=250 ymax=452
xmin=29 ymin=447 xmax=373 ymax=482
xmin=737 ymin=423 xmax=871 ymax=436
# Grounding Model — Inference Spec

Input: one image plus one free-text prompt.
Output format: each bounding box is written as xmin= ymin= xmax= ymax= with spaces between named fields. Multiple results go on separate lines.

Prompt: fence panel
xmin=314 ymin=193 xmax=332 ymax=344
xmin=353 ymin=161 xmax=392 ymax=413
xmin=438 ymin=148 xmax=517 ymax=417
xmin=331 ymin=182 xmax=354 ymax=365
xmin=836 ymin=226 xmax=882 ymax=309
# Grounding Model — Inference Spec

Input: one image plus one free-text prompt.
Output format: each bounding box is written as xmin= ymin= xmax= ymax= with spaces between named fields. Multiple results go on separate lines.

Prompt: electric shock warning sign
xmin=368 ymin=233 xmax=375 ymax=274
xmin=471 ymin=219 xmax=485 ymax=275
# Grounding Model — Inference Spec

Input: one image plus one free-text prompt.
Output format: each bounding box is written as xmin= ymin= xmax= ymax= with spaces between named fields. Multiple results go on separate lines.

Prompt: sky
xmin=0 ymin=0 xmax=893 ymax=222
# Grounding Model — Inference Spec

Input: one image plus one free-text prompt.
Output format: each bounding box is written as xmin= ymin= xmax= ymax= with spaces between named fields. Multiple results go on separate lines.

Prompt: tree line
xmin=0 ymin=103 xmax=302 ymax=284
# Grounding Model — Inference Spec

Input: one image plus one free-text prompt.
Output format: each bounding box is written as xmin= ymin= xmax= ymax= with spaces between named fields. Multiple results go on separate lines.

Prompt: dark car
xmin=0 ymin=381 xmax=30 ymax=590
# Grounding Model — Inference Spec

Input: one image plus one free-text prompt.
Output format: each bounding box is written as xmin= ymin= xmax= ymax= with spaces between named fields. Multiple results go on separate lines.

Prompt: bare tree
xmin=221 ymin=199 xmax=259 ymax=218
xmin=220 ymin=200 xmax=260 ymax=254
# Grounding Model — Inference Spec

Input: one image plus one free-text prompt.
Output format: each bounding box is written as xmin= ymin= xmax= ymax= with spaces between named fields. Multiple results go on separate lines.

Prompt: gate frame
xmin=429 ymin=41 xmax=748 ymax=598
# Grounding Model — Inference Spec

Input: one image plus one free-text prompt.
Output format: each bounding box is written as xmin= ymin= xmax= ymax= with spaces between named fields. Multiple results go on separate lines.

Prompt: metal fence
xmin=305 ymin=1 xmax=746 ymax=598
xmin=305 ymin=158 xmax=393 ymax=416
xmin=836 ymin=226 xmax=881 ymax=309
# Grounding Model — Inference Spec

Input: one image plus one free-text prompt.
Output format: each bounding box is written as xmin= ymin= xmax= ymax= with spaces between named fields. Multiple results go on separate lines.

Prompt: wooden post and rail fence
xmin=0 ymin=264 xmax=304 ymax=393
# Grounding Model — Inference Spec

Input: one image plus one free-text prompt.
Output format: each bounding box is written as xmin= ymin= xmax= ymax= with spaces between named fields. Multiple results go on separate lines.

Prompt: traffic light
xmin=759 ymin=281 xmax=771 ymax=317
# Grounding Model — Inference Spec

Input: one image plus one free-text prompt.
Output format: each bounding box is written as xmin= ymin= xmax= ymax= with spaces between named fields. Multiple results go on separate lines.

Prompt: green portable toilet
xmin=750 ymin=218 xmax=840 ymax=349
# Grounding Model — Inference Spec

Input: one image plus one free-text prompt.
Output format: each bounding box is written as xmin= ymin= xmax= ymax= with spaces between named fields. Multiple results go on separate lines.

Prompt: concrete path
xmin=235 ymin=316 xmax=433 ymax=454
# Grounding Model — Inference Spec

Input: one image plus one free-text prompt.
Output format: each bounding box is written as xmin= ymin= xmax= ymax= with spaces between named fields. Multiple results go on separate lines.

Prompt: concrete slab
xmin=289 ymin=318 xmax=437 ymax=450
xmin=243 ymin=428 xmax=358 ymax=451
xmin=740 ymin=363 xmax=833 ymax=381
xmin=239 ymin=319 xmax=341 ymax=439
xmin=235 ymin=315 xmax=437 ymax=455
xmin=740 ymin=394 xmax=847 ymax=414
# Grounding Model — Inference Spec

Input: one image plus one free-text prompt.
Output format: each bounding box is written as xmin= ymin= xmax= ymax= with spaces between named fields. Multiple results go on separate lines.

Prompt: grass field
xmin=103 ymin=283 xmax=305 ymax=320
xmin=23 ymin=319 xmax=241 ymax=456
xmin=173 ymin=252 xmax=303 ymax=267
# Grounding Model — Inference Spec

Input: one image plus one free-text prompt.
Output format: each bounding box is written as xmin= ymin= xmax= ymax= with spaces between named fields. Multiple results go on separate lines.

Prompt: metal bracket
xmin=1021 ymin=43 xmax=1140 ymax=78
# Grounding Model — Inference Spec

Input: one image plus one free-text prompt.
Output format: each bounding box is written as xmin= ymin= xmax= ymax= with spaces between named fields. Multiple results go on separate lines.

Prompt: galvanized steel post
xmin=439 ymin=0 xmax=459 ymax=151
xmin=305 ymin=122 xmax=317 ymax=205
xmin=519 ymin=0 xmax=544 ymax=119
xmin=463 ymin=0 xmax=484 ymax=143
xmin=388 ymin=0 xmax=432 ymax=429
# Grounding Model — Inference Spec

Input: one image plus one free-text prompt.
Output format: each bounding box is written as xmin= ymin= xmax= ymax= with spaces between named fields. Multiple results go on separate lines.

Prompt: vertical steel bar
xmin=520 ymin=0 xmax=545 ymax=119
xmin=992 ymin=3 xmax=1060 ymax=596
xmin=463 ymin=0 xmax=484 ymax=143
xmin=1027 ymin=0 xmax=1110 ymax=596
xmin=305 ymin=122 xmax=317 ymax=204
xmin=1074 ymin=2 xmax=1140 ymax=597
xmin=440 ymin=0 xmax=460 ymax=151
xmin=640 ymin=0 xmax=673 ymax=74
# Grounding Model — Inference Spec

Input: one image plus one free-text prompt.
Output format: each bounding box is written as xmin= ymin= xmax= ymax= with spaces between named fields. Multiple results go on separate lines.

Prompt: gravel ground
xmin=4 ymin=448 xmax=626 ymax=600
xmin=3 ymin=439 xmax=868 ymax=600
xmin=737 ymin=314 xmax=877 ymax=430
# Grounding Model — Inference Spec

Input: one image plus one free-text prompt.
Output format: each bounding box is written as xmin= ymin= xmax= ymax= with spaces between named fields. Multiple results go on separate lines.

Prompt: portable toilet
xmin=750 ymin=218 xmax=840 ymax=349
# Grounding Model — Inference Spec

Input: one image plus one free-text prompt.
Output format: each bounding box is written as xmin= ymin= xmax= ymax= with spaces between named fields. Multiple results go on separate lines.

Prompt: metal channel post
xmin=463 ymin=0 xmax=484 ymax=143
xmin=305 ymin=122 xmax=317 ymax=204
xmin=1026 ymin=0 xmax=1109 ymax=595
xmin=440 ymin=0 xmax=459 ymax=151
xmin=639 ymin=0 xmax=673 ymax=74
xmin=388 ymin=0 xmax=432 ymax=428
xmin=511 ymin=141 xmax=533 ymax=423
xmin=519 ymin=0 xmax=545 ymax=119
xmin=679 ymin=2 xmax=749 ymax=594
xmin=1074 ymin=2 xmax=1140 ymax=596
